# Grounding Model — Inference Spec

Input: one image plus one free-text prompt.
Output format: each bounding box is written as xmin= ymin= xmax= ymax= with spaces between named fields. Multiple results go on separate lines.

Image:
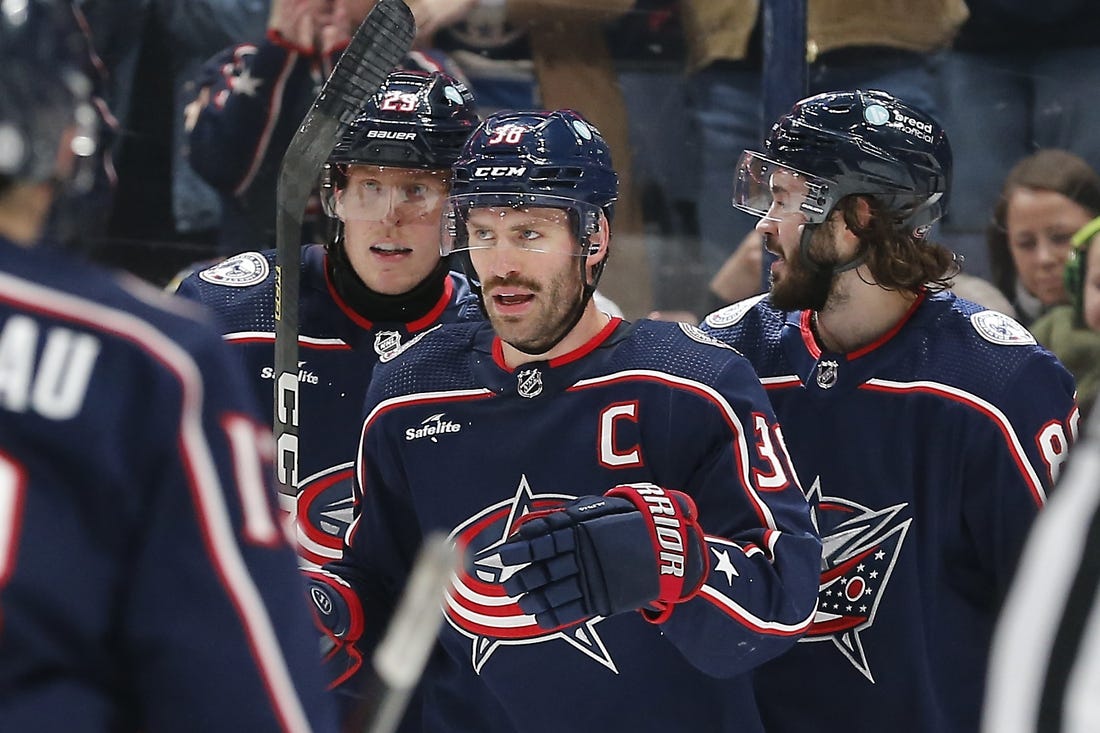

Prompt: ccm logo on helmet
xmin=366 ymin=130 xmax=417 ymax=140
xmin=474 ymin=166 xmax=527 ymax=177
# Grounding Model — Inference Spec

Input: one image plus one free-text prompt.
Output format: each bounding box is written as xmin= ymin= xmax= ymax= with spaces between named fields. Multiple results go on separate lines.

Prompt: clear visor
xmin=320 ymin=166 xmax=450 ymax=223
xmin=732 ymin=150 xmax=836 ymax=225
xmin=441 ymin=193 xmax=599 ymax=257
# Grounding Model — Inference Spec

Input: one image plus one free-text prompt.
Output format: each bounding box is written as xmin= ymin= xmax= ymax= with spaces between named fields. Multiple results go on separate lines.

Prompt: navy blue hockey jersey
xmin=0 ymin=236 xmax=338 ymax=732
xmin=176 ymin=245 xmax=482 ymax=565
xmin=324 ymin=317 xmax=823 ymax=732
xmin=701 ymin=291 xmax=1079 ymax=733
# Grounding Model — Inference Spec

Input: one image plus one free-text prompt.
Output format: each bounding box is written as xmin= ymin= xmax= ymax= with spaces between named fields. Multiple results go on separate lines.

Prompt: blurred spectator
xmin=948 ymin=273 xmax=1018 ymax=318
xmin=1030 ymin=216 xmax=1100 ymax=418
xmin=185 ymin=0 xmax=465 ymax=256
xmin=987 ymin=149 xmax=1100 ymax=326
xmin=93 ymin=0 xmax=269 ymax=282
xmin=680 ymin=0 xmax=967 ymax=316
xmin=935 ymin=0 xmax=1100 ymax=279
xmin=608 ymin=1 xmax=704 ymax=316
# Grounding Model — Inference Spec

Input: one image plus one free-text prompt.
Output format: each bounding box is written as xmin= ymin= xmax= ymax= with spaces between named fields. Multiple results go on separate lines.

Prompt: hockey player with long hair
xmin=701 ymin=89 xmax=1079 ymax=732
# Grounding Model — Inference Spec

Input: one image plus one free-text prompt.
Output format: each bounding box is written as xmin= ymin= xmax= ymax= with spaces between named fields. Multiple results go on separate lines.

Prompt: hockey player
xmin=0 ymin=2 xmax=337 ymax=732
xmin=307 ymin=109 xmax=823 ymax=732
xmin=177 ymin=70 xmax=483 ymax=566
xmin=700 ymin=90 xmax=1079 ymax=732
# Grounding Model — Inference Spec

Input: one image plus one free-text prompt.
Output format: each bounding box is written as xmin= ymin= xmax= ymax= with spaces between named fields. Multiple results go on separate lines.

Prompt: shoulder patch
xmin=198 ymin=252 xmax=269 ymax=287
xmin=703 ymin=293 xmax=767 ymax=329
xmin=678 ymin=322 xmax=735 ymax=351
xmin=970 ymin=310 xmax=1036 ymax=346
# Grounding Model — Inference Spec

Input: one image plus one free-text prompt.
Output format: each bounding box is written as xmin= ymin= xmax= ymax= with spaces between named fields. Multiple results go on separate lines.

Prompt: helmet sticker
xmin=864 ymin=104 xmax=890 ymax=126
xmin=487 ymin=124 xmax=528 ymax=145
xmin=198 ymin=252 xmax=270 ymax=288
xmin=572 ymin=119 xmax=593 ymax=140
xmin=444 ymin=85 xmax=465 ymax=105
xmin=0 ymin=123 xmax=25 ymax=172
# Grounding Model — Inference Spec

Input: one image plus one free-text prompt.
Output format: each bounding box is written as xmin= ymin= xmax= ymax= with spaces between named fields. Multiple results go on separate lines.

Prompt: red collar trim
xmin=492 ymin=316 xmax=622 ymax=371
xmin=800 ymin=290 xmax=927 ymax=361
xmin=408 ymin=276 xmax=453 ymax=332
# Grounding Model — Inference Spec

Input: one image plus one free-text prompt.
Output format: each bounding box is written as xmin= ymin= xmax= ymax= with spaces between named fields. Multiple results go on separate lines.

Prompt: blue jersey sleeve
xmin=655 ymin=351 xmax=822 ymax=676
xmin=187 ymin=39 xmax=316 ymax=195
xmin=959 ymin=348 xmax=1078 ymax=592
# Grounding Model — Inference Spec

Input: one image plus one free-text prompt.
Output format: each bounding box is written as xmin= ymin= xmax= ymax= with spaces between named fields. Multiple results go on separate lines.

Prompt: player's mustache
xmin=483 ymin=275 xmax=541 ymax=294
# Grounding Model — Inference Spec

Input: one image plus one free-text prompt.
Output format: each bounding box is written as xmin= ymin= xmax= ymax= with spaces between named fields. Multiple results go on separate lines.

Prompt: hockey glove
xmin=496 ymin=483 xmax=708 ymax=628
xmin=304 ymin=570 xmax=366 ymax=689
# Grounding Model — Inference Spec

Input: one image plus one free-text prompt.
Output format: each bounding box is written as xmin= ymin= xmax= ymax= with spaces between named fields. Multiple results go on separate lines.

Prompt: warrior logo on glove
xmin=447 ymin=476 xmax=710 ymax=672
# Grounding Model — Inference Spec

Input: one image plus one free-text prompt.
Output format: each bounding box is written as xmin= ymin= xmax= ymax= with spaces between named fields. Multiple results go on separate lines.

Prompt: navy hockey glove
xmin=496 ymin=483 xmax=708 ymax=628
xmin=304 ymin=570 xmax=365 ymax=689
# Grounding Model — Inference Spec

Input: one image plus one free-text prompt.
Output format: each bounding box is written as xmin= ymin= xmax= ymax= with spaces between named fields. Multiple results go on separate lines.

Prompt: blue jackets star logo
xmin=804 ymin=476 xmax=911 ymax=682
xmin=446 ymin=475 xmax=619 ymax=673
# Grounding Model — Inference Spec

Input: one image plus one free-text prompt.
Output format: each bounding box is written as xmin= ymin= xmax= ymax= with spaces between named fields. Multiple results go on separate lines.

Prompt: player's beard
xmin=484 ymin=265 xmax=585 ymax=356
xmin=769 ymin=225 xmax=840 ymax=313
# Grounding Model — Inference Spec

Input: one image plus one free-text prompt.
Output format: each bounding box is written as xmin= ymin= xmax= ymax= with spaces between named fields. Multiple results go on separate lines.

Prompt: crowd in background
xmin=67 ymin=1 xmax=1100 ymax=333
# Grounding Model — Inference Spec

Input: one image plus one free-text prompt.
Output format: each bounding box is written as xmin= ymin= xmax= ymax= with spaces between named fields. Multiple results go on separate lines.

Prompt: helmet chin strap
xmin=797 ymin=220 xmax=866 ymax=277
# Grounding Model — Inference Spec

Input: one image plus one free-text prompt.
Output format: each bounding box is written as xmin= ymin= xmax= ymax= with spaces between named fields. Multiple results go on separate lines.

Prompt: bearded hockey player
xmin=306 ymin=108 xmax=823 ymax=732
xmin=700 ymin=89 xmax=1079 ymax=732
xmin=177 ymin=70 xmax=483 ymax=565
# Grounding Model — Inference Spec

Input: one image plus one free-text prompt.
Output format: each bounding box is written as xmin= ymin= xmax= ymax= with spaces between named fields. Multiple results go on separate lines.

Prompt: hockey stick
xmin=274 ymin=0 xmax=415 ymax=502
xmin=344 ymin=532 xmax=458 ymax=733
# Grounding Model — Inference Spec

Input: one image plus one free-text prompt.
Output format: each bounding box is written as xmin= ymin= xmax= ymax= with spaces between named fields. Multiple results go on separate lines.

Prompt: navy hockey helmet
xmin=320 ymin=70 xmax=479 ymax=218
xmin=0 ymin=0 xmax=96 ymax=186
xmin=443 ymin=109 xmax=619 ymax=354
xmin=442 ymin=108 xmax=619 ymax=263
xmin=733 ymin=89 xmax=951 ymax=239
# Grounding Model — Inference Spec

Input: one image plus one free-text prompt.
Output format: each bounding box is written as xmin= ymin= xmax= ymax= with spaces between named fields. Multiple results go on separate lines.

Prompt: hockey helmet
xmin=0 ymin=0 xmax=96 ymax=185
xmin=732 ymin=89 xmax=951 ymax=238
xmin=441 ymin=108 xmax=618 ymax=259
xmin=320 ymin=70 xmax=479 ymax=219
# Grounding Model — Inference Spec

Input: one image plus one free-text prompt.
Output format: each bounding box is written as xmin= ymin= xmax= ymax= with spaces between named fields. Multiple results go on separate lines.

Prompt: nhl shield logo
xmin=816 ymin=359 xmax=839 ymax=389
xmin=516 ymin=368 xmax=543 ymax=398
xmin=374 ymin=331 xmax=402 ymax=360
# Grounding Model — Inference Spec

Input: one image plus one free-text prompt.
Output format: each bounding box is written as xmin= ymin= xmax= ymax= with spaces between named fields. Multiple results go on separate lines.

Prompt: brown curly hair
xmin=835 ymin=195 xmax=959 ymax=294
